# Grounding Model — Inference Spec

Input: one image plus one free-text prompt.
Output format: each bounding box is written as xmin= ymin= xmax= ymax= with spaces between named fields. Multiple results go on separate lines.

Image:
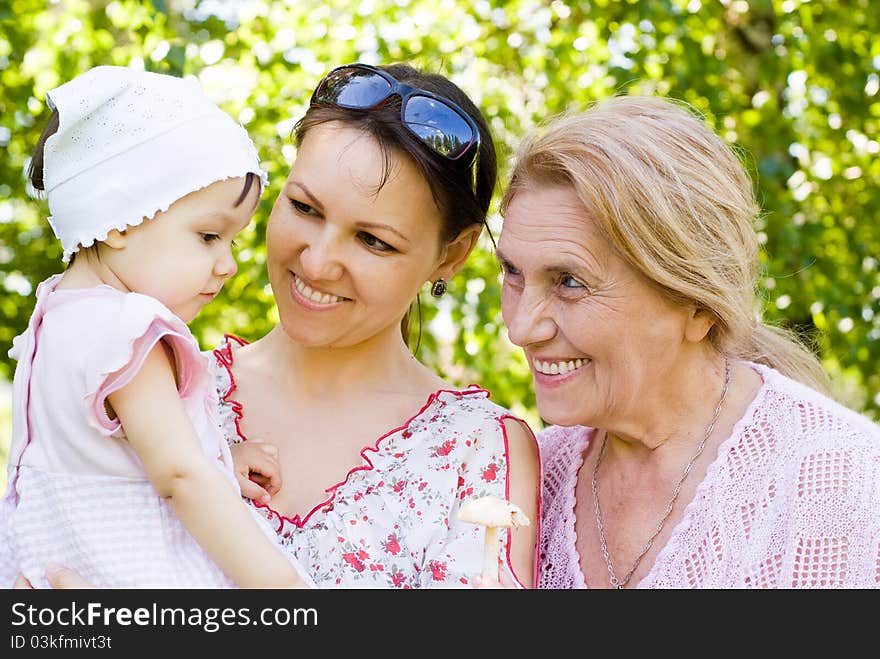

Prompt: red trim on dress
xmin=211 ymin=334 xmax=491 ymax=536
xmin=212 ymin=334 xmax=250 ymax=457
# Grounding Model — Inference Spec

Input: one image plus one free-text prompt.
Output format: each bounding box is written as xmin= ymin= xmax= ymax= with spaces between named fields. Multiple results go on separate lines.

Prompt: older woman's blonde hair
xmin=501 ymin=95 xmax=830 ymax=393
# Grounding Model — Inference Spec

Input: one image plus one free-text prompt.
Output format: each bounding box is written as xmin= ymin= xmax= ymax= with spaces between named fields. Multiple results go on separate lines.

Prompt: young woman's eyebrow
xmin=289 ymin=180 xmax=325 ymax=213
xmin=289 ymin=179 xmax=409 ymax=244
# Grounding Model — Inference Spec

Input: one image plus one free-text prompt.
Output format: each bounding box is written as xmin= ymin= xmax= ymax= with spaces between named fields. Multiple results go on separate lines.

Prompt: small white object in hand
xmin=458 ymin=495 xmax=530 ymax=584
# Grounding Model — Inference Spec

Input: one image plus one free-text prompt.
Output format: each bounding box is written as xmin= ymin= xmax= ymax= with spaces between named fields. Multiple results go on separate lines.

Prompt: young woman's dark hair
xmin=294 ymin=63 xmax=498 ymax=345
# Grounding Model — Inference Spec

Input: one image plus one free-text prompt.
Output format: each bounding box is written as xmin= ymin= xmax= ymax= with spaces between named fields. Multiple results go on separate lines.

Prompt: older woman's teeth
xmin=294 ymin=274 xmax=344 ymax=305
xmin=534 ymin=358 xmax=588 ymax=375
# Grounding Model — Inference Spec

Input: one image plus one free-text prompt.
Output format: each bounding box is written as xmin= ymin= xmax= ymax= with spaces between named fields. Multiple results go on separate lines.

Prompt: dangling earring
xmin=431 ymin=279 xmax=447 ymax=298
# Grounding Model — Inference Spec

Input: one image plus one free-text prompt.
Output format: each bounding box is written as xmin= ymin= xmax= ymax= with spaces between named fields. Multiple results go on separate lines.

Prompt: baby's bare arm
xmin=108 ymin=343 xmax=309 ymax=588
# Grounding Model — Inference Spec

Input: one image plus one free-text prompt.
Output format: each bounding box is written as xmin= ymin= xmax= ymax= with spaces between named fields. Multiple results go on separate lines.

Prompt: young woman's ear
xmin=431 ymin=225 xmax=482 ymax=283
xmin=101 ymin=228 xmax=128 ymax=250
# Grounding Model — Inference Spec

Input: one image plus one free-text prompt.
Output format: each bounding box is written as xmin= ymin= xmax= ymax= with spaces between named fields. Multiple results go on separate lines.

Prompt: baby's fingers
xmin=245 ymin=455 xmax=283 ymax=497
xmin=237 ymin=475 xmax=272 ymax=504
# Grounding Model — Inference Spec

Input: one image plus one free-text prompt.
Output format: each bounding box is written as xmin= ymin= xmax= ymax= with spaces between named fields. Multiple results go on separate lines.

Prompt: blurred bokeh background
xmin=1 ymin=0 xmax=878 ymax=487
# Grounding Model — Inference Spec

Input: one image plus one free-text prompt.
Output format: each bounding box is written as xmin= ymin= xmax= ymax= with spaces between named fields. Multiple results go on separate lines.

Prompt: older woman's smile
xmin=532 ymin=357 xmax=591 ymax=376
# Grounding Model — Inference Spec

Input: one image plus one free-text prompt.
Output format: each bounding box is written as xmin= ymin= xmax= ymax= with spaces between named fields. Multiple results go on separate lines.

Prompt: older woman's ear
xmin=684 ymin=305 xmax=716 ymax=343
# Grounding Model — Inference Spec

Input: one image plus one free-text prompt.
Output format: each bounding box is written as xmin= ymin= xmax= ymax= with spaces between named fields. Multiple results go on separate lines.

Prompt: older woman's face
xmin=265 ymin=121 xmax=446 ymax=349
xmin=498 ymin=185 xmax=693 ymax=428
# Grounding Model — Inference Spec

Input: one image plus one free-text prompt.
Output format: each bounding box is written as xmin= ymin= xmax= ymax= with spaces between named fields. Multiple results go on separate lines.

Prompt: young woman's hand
xmin=470 ymin=563 xmax=523 ymax=589
xmin=230 ymin=438 xmax=282 ymax=504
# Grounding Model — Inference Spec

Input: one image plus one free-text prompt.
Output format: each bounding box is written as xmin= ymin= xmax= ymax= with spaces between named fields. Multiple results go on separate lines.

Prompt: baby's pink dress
xmin=0 ymin=274 xmax=289 ymax=588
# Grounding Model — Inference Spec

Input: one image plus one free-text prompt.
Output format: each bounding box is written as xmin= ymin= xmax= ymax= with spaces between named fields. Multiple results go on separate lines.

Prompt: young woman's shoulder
xmin=436 ymin=385 xmax=526 ymax=427
xmin=439 ymin=387 xmax=540 ymax=466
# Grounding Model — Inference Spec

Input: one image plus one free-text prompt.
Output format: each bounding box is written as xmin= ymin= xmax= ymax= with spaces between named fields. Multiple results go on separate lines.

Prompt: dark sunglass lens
xmin=315 ymin=68 xmax=392 ymax=108
xmin=403 ymin=96 xmax=475 ymax=159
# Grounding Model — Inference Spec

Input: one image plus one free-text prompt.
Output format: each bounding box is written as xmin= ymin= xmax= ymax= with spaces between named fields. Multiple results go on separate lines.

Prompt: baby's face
xmin=106 ymin=176 xmax=258 ymax=322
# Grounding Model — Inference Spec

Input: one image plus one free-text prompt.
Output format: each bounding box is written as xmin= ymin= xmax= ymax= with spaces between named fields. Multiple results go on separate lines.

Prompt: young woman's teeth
xmin=295 ymin=275 xmax=344 ymax=305
xmin=534 ymin=358 xmax=589 ymax=375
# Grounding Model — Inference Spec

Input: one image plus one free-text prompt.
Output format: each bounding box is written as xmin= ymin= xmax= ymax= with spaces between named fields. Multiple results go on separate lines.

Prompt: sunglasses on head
xmin=310 ymin=63 xmax=481 ymax=192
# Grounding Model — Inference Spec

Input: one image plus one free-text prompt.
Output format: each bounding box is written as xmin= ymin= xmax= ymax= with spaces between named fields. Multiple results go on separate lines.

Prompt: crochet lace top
xmin=538 ymin=362 xmax=880 ymax=588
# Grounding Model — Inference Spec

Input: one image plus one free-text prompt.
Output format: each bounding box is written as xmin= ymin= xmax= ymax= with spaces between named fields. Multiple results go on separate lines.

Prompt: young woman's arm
xmin=107 ymin=342 xmax=309 ymax=588
xmin=502 ymin=418 xmax=541 ymax=589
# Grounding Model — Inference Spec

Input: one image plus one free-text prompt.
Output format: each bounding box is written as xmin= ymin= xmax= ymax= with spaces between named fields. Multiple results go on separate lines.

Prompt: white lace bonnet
xmin=42 ymin=65 xmax=268 ymax=262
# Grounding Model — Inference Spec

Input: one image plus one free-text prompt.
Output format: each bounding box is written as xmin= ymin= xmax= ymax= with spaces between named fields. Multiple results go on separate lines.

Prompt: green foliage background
xmin=1 ymin=0 xmax=878 ymax=481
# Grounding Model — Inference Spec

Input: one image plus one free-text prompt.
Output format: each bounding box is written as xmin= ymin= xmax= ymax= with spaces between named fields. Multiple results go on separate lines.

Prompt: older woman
xmin=497 ymin=95 xmax=880 ymax=589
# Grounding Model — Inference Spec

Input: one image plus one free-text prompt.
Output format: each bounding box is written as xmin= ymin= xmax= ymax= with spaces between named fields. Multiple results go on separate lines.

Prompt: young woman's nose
xmin=300 ymin=235 xmax=344 ymax=282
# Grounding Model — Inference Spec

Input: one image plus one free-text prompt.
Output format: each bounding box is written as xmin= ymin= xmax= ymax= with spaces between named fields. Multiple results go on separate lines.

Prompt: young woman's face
xmin=106 ymin=177 xmax=257 ymax=322
xmin=498 ymin=185 xmax=693 ymax=429
xmin=266 ymin=122 xmax=447 ymax=349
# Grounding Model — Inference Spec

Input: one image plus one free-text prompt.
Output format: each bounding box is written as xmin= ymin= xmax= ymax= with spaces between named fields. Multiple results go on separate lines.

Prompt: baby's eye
xmin=200 ymin=233 xmax=220 ymax=243
xmin=358 ymin=232 xmax=394 ymax=252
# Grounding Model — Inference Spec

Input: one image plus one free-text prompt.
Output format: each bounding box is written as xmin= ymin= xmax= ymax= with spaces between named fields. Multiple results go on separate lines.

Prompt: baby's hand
xmin=230 ymin=438 xmax=282 ymax=504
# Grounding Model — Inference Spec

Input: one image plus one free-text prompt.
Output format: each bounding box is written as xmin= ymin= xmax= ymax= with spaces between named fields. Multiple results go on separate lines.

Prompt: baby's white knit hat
xmin=42 ymin=65 xmax=268 ymax=262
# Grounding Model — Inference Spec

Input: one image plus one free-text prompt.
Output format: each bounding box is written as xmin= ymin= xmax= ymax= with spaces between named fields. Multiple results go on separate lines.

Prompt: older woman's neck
xmin=605 ymin=347 xmax=732 ymax=456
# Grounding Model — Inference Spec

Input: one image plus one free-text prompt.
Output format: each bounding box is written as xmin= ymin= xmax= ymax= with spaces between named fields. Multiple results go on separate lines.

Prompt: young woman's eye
xmin=290 ymin=199 xmax=315 ymax=215
xmin=358 ymin=232 xmax=394 ymax=252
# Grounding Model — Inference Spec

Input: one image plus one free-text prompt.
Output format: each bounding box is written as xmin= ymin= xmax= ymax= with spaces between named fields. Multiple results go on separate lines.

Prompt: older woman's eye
xmin=560 ymin=274 xmax=587 ymax=290
xmin=499 ymin=260 xmax=521 ymax=277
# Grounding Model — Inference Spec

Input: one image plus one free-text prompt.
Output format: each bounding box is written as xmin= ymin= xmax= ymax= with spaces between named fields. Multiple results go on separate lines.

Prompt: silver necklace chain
xmin=591 ymin=359 xmax=731 ymax=589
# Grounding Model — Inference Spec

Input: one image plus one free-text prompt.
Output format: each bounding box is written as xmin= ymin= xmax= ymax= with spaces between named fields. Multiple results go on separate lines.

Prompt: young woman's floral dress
xmin=212 ymin=336 xmax=538 ymax=588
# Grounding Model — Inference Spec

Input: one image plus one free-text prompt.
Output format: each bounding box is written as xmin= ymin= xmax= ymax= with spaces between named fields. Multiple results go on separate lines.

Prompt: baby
xmin=1 ymin=66 xmax=312 ymax=588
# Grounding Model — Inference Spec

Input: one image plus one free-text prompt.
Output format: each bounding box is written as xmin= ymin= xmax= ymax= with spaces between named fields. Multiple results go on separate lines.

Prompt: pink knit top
xmin=538 ymin=362 xmax=880 ymax=589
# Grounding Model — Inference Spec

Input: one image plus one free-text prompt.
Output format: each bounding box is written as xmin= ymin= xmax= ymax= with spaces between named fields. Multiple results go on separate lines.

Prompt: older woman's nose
xmin=504 ymin=287 xmax=557 ymax=347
